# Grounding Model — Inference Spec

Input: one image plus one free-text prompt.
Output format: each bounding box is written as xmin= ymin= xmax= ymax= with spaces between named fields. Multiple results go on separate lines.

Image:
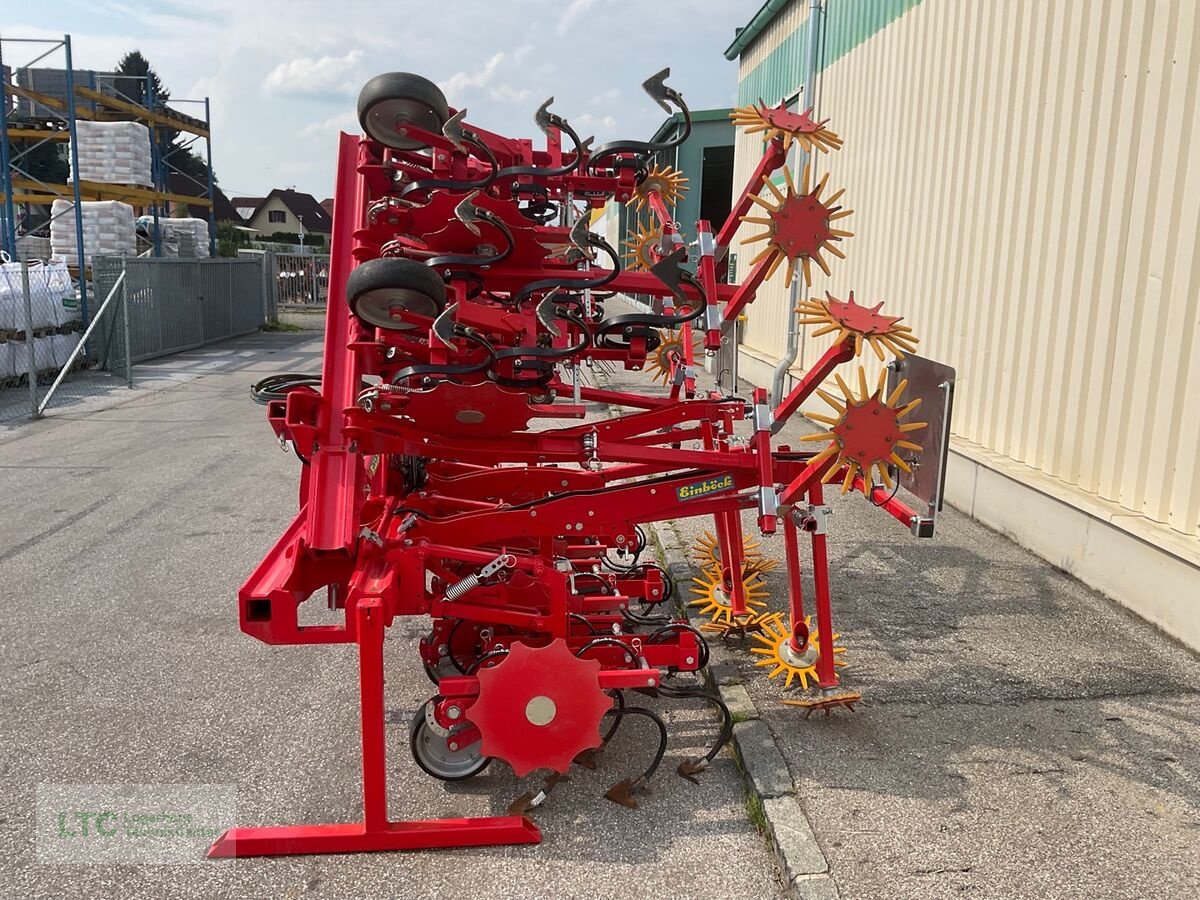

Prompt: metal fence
xmin=1 ymin=255 xmax=266 ymax=425
xmin=0 ymin=257 xmax=131 ymax=425
xmin=240 ymin=250 xmax=329 ymax=314
xmin=94 ymin=256 xmax=266 ymax=364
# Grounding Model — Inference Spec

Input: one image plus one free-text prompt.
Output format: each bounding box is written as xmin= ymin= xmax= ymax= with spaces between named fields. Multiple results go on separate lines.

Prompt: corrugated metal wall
xmin=733 ymin=0 xmax=1200 ymax=539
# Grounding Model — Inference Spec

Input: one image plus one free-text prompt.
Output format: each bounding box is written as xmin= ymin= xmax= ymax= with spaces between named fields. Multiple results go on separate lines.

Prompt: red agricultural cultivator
xmin=210 ymin=70 xmax=954 ymax=857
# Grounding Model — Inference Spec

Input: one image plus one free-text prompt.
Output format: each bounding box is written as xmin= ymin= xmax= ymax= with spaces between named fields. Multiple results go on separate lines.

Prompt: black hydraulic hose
xmin=569 ymin=612 xmax=601 ymax=634
xmin=574 ymin=637 xmax=637 ymax=663
xmin=465 ymin=646 xmax=510 ymax=675
xmin=646 ymin=622 xmax=711 ymax=670
xmin=250 ymin=373 xmax=321 ymax=405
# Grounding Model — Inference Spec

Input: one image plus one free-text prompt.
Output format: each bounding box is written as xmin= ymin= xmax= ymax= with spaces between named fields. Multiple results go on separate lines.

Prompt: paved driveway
xmin=0 ymin=333 xmax=782 ymax=900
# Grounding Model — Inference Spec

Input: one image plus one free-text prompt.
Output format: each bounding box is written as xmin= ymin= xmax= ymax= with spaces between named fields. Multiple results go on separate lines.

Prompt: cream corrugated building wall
xmin=727 ymin=0 xmax=1199 ymax=648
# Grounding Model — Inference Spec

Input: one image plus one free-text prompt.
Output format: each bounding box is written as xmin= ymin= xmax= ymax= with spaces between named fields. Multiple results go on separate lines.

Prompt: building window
xmin=268 ymin=210 xmax=286 ymax=224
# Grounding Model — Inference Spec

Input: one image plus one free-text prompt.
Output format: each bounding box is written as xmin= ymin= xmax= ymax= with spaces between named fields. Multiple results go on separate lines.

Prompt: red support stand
xmin=807 ymin=483 xmax=840 ymax=689
xmin=208 ymin=598 xmax=541 ymax=858
xmin=783 ymin=509 xmax=807 ymax=649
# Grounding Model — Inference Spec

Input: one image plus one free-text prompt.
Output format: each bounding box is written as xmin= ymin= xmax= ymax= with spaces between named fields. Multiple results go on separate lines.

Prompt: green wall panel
xmin=737 ymin=0 xmax=923 ymax=107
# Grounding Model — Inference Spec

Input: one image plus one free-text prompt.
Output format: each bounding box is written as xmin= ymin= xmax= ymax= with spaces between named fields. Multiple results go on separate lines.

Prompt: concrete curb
xmin=588 ymin=350 xmax=838 ymax=897
xmin=656 ymin=530 xmax=841 ymax=900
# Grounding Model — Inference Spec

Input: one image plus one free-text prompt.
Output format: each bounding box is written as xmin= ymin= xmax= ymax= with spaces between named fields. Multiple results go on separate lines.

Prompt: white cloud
xmin=489 ymin=84 xmax=532 ymax=104
xmin=556 ymin=0 xmax=598 ymax=36
xmin=263 ymin=49 xmax=364 ymax=96
xmin=301 ymin=110 xmax=358 ymax=138
xmin=574 ymin=112 xmax=618 ymax=131
xmin=438 ymin=52 xmax=505 ymax=98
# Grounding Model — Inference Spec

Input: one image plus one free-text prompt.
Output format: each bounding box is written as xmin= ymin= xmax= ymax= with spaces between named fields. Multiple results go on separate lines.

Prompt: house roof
xmin=230 ymin=196 xmax=265 ymax=209
xmin=724 ymin=0 xmax=792 ymax=60
xmin=167 ymin=173 xmax=242 ymax=223
xmin=249 ymin=189 xmax=333 ymax=233
xmin=320 ymin=198 xmax=334 ymax=219
xmin=649 ymin=108 xmax=733 ymax=144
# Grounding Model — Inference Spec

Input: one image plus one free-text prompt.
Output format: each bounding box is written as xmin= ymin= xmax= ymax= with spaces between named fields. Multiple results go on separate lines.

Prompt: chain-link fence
xmin=0 ymin=255 xmax=131 ymax=425
xmin=95 ymin=257 xmax=265 ymax=363
xmin=240 ymin=250 xmax=329 ymax=315
xmin=0 ymin=255 xmax=265 ymax=426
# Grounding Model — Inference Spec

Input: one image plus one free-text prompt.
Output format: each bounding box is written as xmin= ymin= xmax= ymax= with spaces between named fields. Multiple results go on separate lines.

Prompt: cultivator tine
xmin=642 ymin=67 xmax=682 ymax=114
xmin=534 ymin=97 xmax=556 ymax=134
xmin=432 ymin=302 xmax=459 ymax=348
xmin=651 ymin=683 xmax=734 ymax=783
xmin=536 ymin=291 xmax=562 ymax=337
xmin=441 ymin=108 xmax=470 ymax=152
xmin=601 ymin=706 xmax=667 ymax=809
xmin=507 ymin=771 xmax=568 ymax=816
xmin=569 ymin=215 xmax=596 ymax=260
xmin=782 ymin=687 xmax=863 ymax=718
xmin=573 ymin=748 xmax=599 ymax=770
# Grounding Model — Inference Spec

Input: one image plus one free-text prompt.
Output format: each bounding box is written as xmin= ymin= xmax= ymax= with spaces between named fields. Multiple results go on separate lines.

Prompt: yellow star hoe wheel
xmin=740 ymin=164 xmax=852 ymax=286
xmin=690 ymin=530 xmax=779 ymax=576
xmin=800 ymin=366 xmax=927 ymax=495
xmin=796 ymin=291 xmax=919 ymax=361
xmin=631 ymin=164 xmax=688 ymax=212
xmin=689 ymin=567 xmax=769 ymax=626
xmin=750 ymin=615 xmax=847 ymax=691
xmin=645 ymin=327 xmax=701 ymax=386
xmin=730 ymin=99 xmax=843 ymax=154
xmin=624 ymin=221 xmax=662 ymax=272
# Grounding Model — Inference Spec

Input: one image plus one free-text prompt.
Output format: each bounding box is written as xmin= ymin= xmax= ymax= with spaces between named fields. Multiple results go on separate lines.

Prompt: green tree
xmin=114 ymin=50 xmax=217 ymax=186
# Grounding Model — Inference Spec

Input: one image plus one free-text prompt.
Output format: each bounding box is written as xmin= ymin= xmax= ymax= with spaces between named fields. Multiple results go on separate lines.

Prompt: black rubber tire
xmin=347 ymin=258 xmax=447 ymax=330
xmin=357 ymin=72 xmax=449 ymax=150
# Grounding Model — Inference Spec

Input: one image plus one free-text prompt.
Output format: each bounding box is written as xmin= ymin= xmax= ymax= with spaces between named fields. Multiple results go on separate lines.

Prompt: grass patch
xmin=745 ymin=791 xmax=767 ymax=834
xmin=731 ymin=710 xmax=755 ymax=725
xmin=262 ymin=321 xmax=305 ymax=333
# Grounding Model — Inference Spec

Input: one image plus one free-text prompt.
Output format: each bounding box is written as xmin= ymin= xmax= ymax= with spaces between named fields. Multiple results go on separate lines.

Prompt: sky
xmin=6 ymin=0 xmax=760 ymax=200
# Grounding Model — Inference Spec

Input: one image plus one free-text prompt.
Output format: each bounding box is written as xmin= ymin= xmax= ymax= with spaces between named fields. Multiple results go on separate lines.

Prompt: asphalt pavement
xmin=0 ymin=332 xmax=785 ymax=900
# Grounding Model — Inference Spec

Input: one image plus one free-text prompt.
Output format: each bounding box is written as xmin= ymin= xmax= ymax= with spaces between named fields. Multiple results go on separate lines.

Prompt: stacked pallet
xmin=50 ymin=199 xmax=137 ymax=268
xmin=158 ymin=217 xmax=212 ymax=258
xmin=0 ymin=258 xmax=81 ymax=384
xmin=69 ymin=120 xmax=154 ymax=188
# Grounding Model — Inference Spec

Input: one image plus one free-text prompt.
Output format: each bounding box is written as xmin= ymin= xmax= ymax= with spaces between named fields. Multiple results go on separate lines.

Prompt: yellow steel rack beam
xmin=6 ymin=127 xmax=71 ymax=141
xmin=7 ymin=177 xmax=212 ymax=208
xmin=73 ymin=86 xmax=209 ymax=137
xmin=2 ymin=81 xmax=97 ymax=120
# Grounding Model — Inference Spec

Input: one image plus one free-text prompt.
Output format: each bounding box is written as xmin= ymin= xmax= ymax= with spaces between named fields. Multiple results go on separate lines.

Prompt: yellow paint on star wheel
xmin=631 ymin=164 xmax=688 ymax=212
xmin=688 ymin=568 xmax=770 ymax=625
xmin=749 ymin=614 xmax=846 ymax=691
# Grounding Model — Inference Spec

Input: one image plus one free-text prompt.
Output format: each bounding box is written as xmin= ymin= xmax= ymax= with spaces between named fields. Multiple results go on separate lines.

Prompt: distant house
xmin=168 ymin=174 xmax=243 ymax=224
xmin=238 ymin=189 xmax=333 ymax=242
xmin=230 ymin=196 xmax=263 ymax=222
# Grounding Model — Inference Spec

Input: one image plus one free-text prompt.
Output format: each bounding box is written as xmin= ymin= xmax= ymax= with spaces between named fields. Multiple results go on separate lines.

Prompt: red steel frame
xmin=214 ymin=86 xmax=926 ymax=856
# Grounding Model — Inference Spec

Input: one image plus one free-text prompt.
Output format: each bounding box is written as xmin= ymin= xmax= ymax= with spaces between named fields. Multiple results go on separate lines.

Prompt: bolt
xmin=449 ymin=742 xmax=458 ymax=751
xmin=646 ymin=677 xmax=655 ymax=686
xmin=686 ymin=656 xmax=694 ymax=665
xmin=447 ymin=706 xmax=461 ymax=720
